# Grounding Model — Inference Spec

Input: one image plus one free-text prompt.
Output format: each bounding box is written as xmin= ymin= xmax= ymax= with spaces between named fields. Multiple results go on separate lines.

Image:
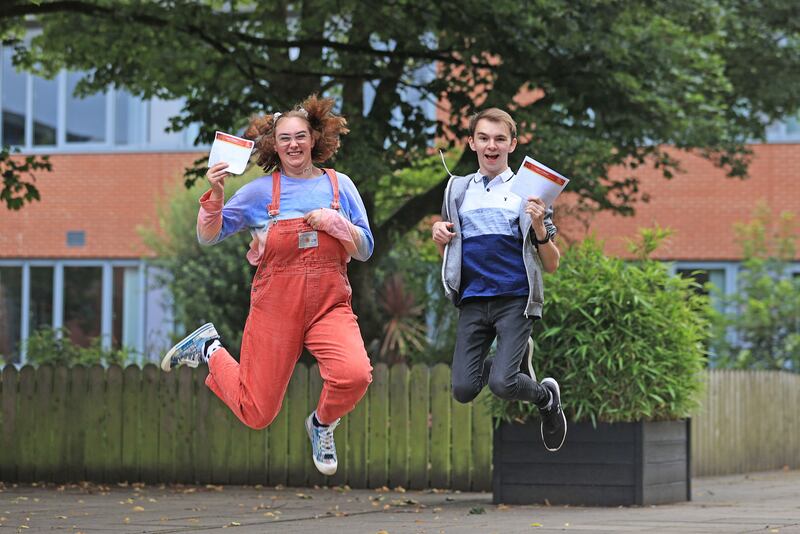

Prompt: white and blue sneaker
xmin=160 ymin=322 xmax=220 ymax=371
xmin=305 ymin=411 xmax=340 ymax=476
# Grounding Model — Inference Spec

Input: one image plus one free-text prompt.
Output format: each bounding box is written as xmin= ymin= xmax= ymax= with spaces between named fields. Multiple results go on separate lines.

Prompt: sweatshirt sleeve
xmin=196 ymin=187 xmax=251 ymax=245
xmin=333 ymin=173 xmax=374 ymax=262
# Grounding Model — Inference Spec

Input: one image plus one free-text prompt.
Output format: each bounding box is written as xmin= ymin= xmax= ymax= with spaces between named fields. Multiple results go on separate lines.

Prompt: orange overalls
xmin=205 ymin=169 xmax=373 ymax=428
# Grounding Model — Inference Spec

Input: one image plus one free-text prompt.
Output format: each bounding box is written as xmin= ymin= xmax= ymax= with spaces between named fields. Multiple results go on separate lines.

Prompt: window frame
xmin=0 ymin=258 xmax=147 ymax=364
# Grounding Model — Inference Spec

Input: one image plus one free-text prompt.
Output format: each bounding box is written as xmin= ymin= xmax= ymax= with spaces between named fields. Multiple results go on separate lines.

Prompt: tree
xmin=709 ymin=204 xmax=800 ymax=371
xmin=3 ymin=0 xmax=800 ymax=344
xmin=0 ymin=146 xmax=50 ymax=210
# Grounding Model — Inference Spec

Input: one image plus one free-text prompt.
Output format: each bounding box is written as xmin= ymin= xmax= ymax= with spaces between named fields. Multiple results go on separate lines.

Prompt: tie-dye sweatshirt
xmin=197 ymin=170 xmax=374 ymax=265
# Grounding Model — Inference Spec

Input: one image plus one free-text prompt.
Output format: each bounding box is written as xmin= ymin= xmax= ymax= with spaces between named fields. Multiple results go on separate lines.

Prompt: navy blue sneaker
xmin=160 ymin=323 xmax=219 ymax=371
xmin=539 ymin=377 xmax=567 ymax=452
xmin=305 ymin=412 xmax=340 ymax=475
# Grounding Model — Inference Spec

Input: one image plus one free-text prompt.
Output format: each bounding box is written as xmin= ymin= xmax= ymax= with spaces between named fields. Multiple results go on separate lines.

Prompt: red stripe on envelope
xmin=524 ymin=160 xmax=566 ymax=186
xmin=215 ymin=132 xmax=253 ymax=148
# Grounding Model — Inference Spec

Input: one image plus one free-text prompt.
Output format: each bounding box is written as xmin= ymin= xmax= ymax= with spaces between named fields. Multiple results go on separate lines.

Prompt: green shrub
xmin=488 ymin=236 xmax=710 ymax=425
xmin=23 ymin=327 xmax=131 ymax=366
xmin=709 ymin=206 xmax=800 ymax=370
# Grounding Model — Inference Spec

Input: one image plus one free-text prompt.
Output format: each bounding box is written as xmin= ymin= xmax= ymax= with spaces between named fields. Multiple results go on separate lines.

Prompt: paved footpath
xmin=0 ymin=469 xmax=798 ymax=533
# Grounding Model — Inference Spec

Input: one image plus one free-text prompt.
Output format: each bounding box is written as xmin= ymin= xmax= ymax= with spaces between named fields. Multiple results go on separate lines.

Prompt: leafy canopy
xmin=3 ymin=0 xmax=800 ymax=228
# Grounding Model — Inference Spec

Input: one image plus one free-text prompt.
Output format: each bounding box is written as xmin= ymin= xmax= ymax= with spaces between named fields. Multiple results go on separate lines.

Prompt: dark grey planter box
xmin=492 ymin=419 xmax=691 ymax=506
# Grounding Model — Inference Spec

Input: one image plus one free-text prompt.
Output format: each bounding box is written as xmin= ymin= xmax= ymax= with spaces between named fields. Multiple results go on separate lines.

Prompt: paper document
xmin=208 ymin=131 xmax=254 ymax=175
xmin=510 ymin=156 xmax=570 ymax=207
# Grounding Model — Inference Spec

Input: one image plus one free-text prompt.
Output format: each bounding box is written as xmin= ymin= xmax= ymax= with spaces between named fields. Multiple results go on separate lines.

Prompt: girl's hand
xmin=207 ymin=162 xmax=229 ymax=199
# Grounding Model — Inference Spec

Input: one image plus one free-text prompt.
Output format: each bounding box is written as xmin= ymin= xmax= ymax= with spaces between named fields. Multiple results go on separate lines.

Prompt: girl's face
xmin=275 ymin=116 xmax=314 ymax=173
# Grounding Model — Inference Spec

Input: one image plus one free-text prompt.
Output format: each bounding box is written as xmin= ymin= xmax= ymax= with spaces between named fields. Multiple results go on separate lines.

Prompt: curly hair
xmin=244 ymin=94 xmax=350 ymax=172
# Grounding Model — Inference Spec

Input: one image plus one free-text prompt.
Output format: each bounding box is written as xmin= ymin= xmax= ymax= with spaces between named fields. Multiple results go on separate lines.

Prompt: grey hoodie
xmin=439 ymin=173 xmax=557 ymax=319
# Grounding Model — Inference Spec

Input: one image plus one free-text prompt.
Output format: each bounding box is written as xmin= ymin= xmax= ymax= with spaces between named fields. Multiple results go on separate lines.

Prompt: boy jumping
xmin=431 ymin=108 xmax=566 ymax=451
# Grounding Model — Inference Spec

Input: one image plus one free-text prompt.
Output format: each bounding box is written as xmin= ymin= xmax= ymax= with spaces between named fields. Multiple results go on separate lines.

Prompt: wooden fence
xmin=0 ymin=362 xmax=493 ymax=490
xmin=690 ymin=369 xmax=800 ymax=476
xmin=1 ymin=364 xmax=797 ymax=488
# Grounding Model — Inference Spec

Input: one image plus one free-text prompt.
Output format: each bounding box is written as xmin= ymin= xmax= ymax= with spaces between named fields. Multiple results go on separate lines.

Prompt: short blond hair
xmin=468 ymin=108 xmax=517 ymax=139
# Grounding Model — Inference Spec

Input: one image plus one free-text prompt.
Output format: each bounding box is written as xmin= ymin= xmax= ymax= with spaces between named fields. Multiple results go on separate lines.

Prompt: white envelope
xmin=510 ymin=156 xmax=570 ymax=207
xmin=208 ymin=131 xmax=255 ymax=175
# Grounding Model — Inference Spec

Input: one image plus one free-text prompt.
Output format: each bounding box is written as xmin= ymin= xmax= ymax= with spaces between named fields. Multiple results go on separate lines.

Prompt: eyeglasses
xmin=276 ymin=132 xmax=311 ymax=145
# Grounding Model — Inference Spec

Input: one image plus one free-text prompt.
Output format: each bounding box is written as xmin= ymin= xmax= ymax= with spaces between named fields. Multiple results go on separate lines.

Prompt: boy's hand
xmin=525 ymin=196 xmax=548 ymax=240
xmin=432 ymin=221 xmax=456 ymax=245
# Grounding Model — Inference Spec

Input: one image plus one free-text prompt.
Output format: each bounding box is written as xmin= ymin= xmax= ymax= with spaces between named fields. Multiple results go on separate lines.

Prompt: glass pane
xmin=32 ymin=73 xmax=57 ymax=146
xmin=114 ymin=89 xmax=142 ymax=145
xmin=66 ymin=71 xmax=105 ymax=143
xmin=113 ymin=266 xmax=140 ymax=350
xmin=30 ymin=266 xmax=53 ymax=331
xmin=1 ymin=47 xmax=26 ymax=146
xmin=63 ymin=266 xmax=102 ymax=348
xmin=0 ymin=267 xmax=22 ymax=363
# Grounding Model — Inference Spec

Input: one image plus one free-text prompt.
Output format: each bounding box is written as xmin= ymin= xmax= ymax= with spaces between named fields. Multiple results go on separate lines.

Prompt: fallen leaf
xmin=469 ymin=507 xmax=485 ymax=515
xmin=531 ymin=523 xmax=542 ymax=527
xmin=132 ymin=506 xmax=145 ymax=512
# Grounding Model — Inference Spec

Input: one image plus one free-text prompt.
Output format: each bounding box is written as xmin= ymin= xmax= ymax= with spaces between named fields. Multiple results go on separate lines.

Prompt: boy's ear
xmin=468 ymin=136 xmax=477 ymax=152
xmin=509 ymin=137 xmax=518 ymax=153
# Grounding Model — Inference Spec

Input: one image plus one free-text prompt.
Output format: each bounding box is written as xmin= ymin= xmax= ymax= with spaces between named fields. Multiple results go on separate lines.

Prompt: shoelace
xmin=317 ymin=427 xmax=336 ymax=458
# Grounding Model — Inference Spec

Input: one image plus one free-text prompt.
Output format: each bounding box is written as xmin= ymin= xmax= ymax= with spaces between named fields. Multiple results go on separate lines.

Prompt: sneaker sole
xmin=160 ymin=322 xmax=216 ymax=372
xmin=305 ymin=415 xmax=338 ymax=476
xmin=540 ymin=377 xmax=567 ymax=452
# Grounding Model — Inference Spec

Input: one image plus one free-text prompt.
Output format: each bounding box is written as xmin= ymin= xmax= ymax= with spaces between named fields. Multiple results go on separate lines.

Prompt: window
xmin=63 ymin=266 xmax=103 ymax=348
xmin=675 ymin=266 xmax=729 ymax=313
xmin=1 ymin=47 xmax=25 ymax=145
xmin=0 ymin=260 xmax=165 ymax=363
xmin=32 ymin=72 xmax=57 ymax=146
xmin=1 ymin=44 xmax=200 ymax=151
xmin=29 ymin=266 xmax=53 ymax=332
xmin=676 ymin=268 xmax=725 ymax=296
xmin=65 ymin=72 xmax=106 ymax=143
xmin=0 ymin=267 xmax=22 ymax=363
xmin=112 ymin=266 xmax=141 ymax=350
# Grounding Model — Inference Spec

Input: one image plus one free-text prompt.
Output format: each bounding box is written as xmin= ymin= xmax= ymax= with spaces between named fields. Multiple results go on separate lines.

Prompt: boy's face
xmin=468 ymin=118 xmax=517 ymax=177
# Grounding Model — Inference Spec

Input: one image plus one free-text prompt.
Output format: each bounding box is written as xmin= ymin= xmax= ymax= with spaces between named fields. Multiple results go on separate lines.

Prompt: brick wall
xmin=555 ymin=144 xmax=800 ymax=261
xmin=0 ymin=152 xmax=201 ymax=259
xmin=1 ymin=144 xmax=797 ymax=261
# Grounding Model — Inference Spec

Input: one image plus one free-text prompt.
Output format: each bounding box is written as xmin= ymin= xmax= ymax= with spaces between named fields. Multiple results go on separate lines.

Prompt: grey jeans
xmin=451 ymin=296 xmax=548 ymax=407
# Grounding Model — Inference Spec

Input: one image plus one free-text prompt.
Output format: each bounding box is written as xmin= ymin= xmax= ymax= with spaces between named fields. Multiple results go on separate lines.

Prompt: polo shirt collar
xmin=472 ymin=167 xmax=514 ymax=183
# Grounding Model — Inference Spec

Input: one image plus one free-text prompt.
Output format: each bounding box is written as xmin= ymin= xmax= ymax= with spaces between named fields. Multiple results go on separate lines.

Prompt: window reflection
xmin=63 ymin=266 xmax=102 ymax=347
xmin=1 ymin=48 xmax=26 ymax=146
xmin=66 ymin=72 xmax=105 ymax=143
xmin=30 ymin=266 xmax=54 ymax=332
xmin=33 ymin=74 xmax=57 ymax=146
xmin=0 ymin=267 xmax=22 ymax=363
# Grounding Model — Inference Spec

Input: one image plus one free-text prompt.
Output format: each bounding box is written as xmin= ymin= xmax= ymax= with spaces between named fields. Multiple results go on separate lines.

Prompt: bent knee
xmin=452 ymin=382 xmax=481 ymax=404
xmin=241 ymin=407 xmax=279 ymax=430
xmin=331 ymin=361 xmax=372 ymax=391
xmin=488 ymin=377 xmax=517 ymax=400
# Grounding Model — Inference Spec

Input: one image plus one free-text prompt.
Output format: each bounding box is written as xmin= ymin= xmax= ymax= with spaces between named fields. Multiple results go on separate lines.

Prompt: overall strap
xmin=268 ymin=170 xmax=281 ymax=218
xmin=323 ymin=168 xmax=341 ymax=210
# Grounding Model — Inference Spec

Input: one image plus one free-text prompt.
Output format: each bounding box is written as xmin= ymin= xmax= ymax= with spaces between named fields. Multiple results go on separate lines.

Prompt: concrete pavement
xmin=0 ymin=469 xmax=798 ymax=533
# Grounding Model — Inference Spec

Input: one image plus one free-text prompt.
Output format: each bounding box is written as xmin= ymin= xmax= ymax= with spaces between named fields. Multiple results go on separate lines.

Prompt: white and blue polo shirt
xmin=458 ymin=168 xmax=528 ymax=302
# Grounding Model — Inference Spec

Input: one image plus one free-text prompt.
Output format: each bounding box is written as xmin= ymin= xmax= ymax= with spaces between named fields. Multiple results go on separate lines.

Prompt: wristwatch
xmin=533 ymin=232 xmax=550 ymax=245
